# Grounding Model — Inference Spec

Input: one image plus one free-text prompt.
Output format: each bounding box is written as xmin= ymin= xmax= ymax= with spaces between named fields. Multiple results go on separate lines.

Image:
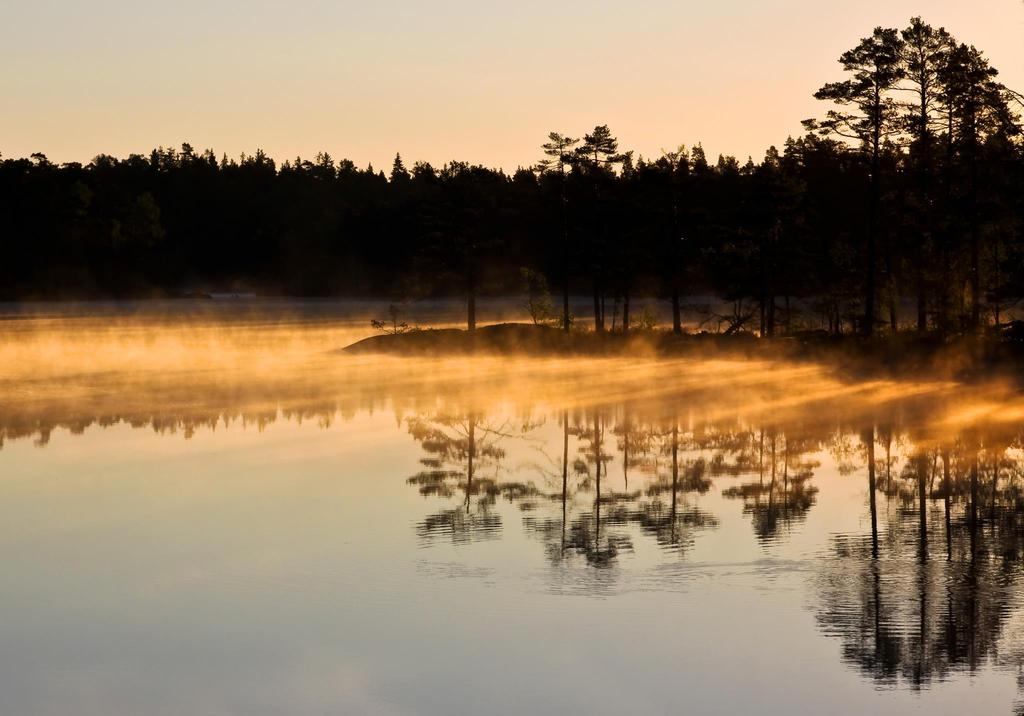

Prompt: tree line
xmin=1 ymin=17 xmax=1021 ymax=337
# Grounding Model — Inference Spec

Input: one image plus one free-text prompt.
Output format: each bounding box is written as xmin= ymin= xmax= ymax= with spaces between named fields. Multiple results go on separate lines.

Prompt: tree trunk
xmin=886 ymin=239 xmax=897 ymax=333
xmin=970 ymin=452 xmax=979 ymax=558
xmin=993 ymin=240 xmax=1001 ymax=327
xmin=561 ymin=411 xmax=568 ymax=551
xmin=593 ymin=280 xmax=603 ymax=332
xmin=918 ymin=453 xmax=928 ymax=561
xmin=466 ymin=415 xmax=476 ymax=512
xmin=562 ymin=277 xmax=571 ymax=332
xmin=671 ymin=285 xmax=682 ymax=335
xmin=670 ymin=424 xmax=679 ymax=542
xmin=991 ymin=456 xmax=998 ymax=528
xmin=670 ymin=178 xmax=683 ymax=337
xmin=594 ymin=415 xmax=602 ymax=550
xmin=915 ymin=77 xmax=932 ymax=336
xmin=760 ymin=246 xmax=768 ymax=338
xmin=622 ymin=290 xmax=630 ymax=334
xmin=917 ymin=278 xmax=927 ymax=333
xmin=467 ymin=267 xmax=477 ymax=333
xmin=889 ymin=288 xmax=897 ymax=334
xmin=943 ymin=450 xmax=951 ymax=560
xmin=866 ymin=427 xmax=878 ymax=559
xmin=938 ymin=109 xmax=954 ymax=336
xmin=864 ymin=98 xmax=880 ymax=337
xmin=968 ymin=108 xmax=981 ymax=332
xmin=970 ymin=227 xmax=980 ymax=331
xmin=561 ymin=179 xmax=571 ymax=333
xmin=937 ymin=244 xmax=950 ymax=335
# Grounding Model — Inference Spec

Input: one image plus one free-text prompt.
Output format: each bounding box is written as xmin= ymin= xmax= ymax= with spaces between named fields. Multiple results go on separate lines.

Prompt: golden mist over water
xmin=1 ymin=310 xmax=1022 ymax=451
xmin=7 ymin=308 xmax=1024 ymax=714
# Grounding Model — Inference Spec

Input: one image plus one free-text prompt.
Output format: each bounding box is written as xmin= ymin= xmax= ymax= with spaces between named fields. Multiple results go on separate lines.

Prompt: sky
xmin=1 ymin=0 xmax=1022 ymax=171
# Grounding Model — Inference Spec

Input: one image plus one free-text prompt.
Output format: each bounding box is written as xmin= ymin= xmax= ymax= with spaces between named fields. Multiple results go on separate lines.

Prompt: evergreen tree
xmin=807 ymin=27 xmax=906 ymax=336
xmin=899 ymin=17 xmax=953 ymax=331
xmin=539 ymin=132 xmax=579 ymax=332
xmin=575 ymin=125 xmax=620 ymax=168
xmin=390 ymin=153 xmax=410 ymax=183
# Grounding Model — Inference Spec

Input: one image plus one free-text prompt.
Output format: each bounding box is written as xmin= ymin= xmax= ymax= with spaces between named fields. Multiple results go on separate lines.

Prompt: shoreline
xmin=343 ymin=322 xmax=1024 ymax=385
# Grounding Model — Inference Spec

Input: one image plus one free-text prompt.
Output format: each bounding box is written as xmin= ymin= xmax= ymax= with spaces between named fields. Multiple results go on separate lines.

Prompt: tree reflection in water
xmin=406 ymin=412 xmax=542 ymax=544
xmin=815 ymin=426 xmax=1024 ymax=697
xmin=13 ymin=330 xmax=1024 ymax=703
xmin=721 ymin=428 xmax=820 ymax=543
xmin=399 ymin=402 xmax=1024 ymax=705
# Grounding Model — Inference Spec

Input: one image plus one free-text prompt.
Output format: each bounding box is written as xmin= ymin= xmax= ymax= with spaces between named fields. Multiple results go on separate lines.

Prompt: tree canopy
xmin=1 ymin=18 xmax=1021 ymax=337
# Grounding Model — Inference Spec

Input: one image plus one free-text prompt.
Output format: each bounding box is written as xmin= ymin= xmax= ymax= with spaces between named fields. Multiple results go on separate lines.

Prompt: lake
xmin=2 ymin=300 xmax=1024 ymax=715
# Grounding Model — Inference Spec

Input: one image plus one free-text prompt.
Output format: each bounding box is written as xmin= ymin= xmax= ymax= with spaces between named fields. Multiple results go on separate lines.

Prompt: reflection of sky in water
xmin=2 ymin=307 xmax=1024 ymax=714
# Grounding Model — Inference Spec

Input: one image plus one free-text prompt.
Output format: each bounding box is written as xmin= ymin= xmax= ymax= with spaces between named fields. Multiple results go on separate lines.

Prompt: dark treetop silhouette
xmin=1 ymin=18 xmax=1021 ymax=339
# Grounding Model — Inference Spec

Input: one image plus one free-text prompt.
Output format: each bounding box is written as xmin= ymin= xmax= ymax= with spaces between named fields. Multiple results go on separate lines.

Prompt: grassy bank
xmin=343 ymin=323 xmax=1024 ymax=383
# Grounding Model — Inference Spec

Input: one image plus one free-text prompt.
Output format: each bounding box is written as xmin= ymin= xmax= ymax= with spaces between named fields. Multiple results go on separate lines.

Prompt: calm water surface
xmin=3 ymin=301 xmax=1024 ymax=715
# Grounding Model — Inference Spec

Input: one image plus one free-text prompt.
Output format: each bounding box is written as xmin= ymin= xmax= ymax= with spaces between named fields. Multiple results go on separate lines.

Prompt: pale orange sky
xmin=2 ymin=0 xmax=1022 ymax=171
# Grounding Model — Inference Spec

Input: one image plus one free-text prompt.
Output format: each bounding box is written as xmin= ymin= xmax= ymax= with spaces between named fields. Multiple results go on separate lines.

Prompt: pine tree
xmin=900 ymin=17 xmax=953 ymax=331
xmin=573 ymin=125 xmax=623 ymax=331
xmin=539 ymin=132 xmax=580 ymax=332
xmin=939 ymin=43 xmax=1008 ymax=330
xmin=806 ymin=27 xmax=905 ymax=336
xmin=576 ymin=125 xmax=620 ymax=169
xmin=390 ymin=153 xmax=410 ymax=183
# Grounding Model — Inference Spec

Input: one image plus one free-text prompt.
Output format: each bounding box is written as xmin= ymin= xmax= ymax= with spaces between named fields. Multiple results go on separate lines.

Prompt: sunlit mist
xmin=4 ymin=306 xmax=1024 ymax=713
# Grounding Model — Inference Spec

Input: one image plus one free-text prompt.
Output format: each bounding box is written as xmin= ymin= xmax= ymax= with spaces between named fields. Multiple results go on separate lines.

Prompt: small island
xmin=343 ymin=320 xmax=1024 ymax=383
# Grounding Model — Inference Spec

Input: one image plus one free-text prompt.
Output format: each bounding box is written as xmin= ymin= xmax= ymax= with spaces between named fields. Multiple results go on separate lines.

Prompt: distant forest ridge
xmin=2 ymin=17 xmax=1022 ymax=338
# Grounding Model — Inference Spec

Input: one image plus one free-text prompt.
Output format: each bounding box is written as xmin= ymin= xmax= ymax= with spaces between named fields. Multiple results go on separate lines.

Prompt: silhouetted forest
xmin=2 ymin=18 xmax=1021 ymax=337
